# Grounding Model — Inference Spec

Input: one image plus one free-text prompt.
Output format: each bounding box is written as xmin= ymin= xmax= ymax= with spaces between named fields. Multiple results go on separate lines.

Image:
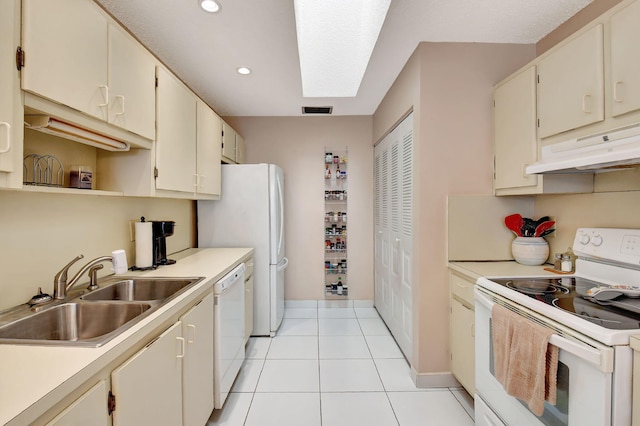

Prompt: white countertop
xmin=0 ymin=247 xmax=253 ymax=426
xmin=449 ymin=261 xmax=562 ymax=281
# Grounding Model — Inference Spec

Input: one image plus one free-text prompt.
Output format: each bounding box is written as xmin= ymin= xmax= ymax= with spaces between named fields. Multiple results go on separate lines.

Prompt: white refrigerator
xmin=198 ymin=164 xmax=288 ymax=336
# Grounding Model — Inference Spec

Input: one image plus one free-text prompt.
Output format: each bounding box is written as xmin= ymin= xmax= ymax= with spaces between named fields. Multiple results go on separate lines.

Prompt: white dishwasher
xmin=214 ymin=263 xmax=245 ymax=409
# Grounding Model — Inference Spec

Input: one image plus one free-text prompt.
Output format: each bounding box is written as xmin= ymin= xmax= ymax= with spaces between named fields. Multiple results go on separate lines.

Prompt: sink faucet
xmin=53 ymin=255 xmax=113 ymax=300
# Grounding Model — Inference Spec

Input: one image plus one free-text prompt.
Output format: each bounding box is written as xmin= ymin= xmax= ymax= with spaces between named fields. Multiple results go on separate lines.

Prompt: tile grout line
xmin=316 ymin=303 xmax=323 ymax=426
xmin=360 ymin=310 xmax=403 ymax=426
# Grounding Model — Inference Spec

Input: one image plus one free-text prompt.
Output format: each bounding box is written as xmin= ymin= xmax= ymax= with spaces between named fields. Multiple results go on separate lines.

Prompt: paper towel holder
xmin=132 ymin=216 xmax=156 ymax=271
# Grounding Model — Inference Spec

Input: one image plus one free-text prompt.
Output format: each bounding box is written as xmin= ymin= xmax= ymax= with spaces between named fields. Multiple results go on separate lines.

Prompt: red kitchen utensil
xmin=534 ymin=221 xmax=555 ymax=237
xmin=504 ymin=214 xmax=523 ymax=237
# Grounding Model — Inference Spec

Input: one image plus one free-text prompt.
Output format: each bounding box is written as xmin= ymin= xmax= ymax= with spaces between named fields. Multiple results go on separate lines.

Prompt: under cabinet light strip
xmin=24 ymin=116 xmax=130 ymax=152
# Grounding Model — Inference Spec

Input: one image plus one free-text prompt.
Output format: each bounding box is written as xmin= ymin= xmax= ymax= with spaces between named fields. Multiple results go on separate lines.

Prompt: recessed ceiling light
xmin=237 ymin=67 xmax=251 ymax=75
xmin=200 ymin=0 xmax=220 ymax=13
xmin=294 ymin=0 xmax=391 ymax=97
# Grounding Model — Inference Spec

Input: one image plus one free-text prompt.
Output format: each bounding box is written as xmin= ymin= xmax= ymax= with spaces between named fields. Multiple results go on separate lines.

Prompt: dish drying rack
xmin=23 ymin=154 xmax=64 ymax=187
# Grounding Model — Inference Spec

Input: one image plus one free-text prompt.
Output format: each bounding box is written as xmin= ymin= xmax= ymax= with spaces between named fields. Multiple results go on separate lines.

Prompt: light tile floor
xmin=208 ymin=305 xmax=474 ymax=426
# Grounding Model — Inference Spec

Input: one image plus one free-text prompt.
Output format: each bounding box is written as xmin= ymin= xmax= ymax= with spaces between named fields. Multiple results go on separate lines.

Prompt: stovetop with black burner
xmin=491 ymin=277 xmax=640 ymax=330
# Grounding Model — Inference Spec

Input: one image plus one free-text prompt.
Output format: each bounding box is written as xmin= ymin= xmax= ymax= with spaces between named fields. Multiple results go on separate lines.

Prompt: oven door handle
xmin=475 ymin=288 xmax=614 ymax=373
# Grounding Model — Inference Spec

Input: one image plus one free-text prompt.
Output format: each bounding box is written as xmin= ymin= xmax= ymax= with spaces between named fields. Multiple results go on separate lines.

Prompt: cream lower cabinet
xmin=111 ymin=322 xmax=183 ymax=426
xmin=182 ymin=292 xmax=215 ymax=426
xmin=46 ymin=381 xmax=109 ymax=426
xmin=244 ymin=258 xmax=255 ymax=342
xmin=111 ymin=291 xmax=215 ymax=426
xmin=449 ymin=271 xmax=475 ymax=396
xmin=632 ymin=336 xmax=640 ymax=426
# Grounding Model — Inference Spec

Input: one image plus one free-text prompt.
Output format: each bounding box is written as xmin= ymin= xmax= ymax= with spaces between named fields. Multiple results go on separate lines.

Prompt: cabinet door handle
xmin=114 ymin=95 xmax=125 ymax=115
xmin=187 ymin=324 xmax=196 ymax=343
xmin=98 ymin=85 xmax=109 ymax=108
xmin=0 ymin=122 xmax=10 ymax=154
xmin=582 ymin=94 xmax=592 ymax=113
xmin=614 ymin=81 xmax=624 ymax=103
xmin=176 ymin=336 xmax=186 ymax=358
xmin=193 ymin=174 xmax=199 ymax=188
xmin=471 ymin=322 xmax=475 ymax=338
xmin=522 ymin=163 xmax=529 ymax=178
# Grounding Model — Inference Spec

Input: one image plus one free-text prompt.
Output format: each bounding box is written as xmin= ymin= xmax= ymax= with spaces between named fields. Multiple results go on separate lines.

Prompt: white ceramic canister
xmin=511 ymin=237 xmax=549 ymax=266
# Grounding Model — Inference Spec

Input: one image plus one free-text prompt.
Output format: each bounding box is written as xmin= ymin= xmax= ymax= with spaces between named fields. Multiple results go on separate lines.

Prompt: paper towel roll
xmin=135 ymin=221 xmax=153 ymax=268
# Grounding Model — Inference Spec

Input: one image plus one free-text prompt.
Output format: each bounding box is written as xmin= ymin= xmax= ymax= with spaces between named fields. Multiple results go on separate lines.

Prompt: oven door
xmin=475 ymin=287 xmax=615 ymax=426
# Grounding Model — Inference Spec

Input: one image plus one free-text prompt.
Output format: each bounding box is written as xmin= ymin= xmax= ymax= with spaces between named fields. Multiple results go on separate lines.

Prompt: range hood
xmin=24 ymin=115 xmax=130 ymax=152
xmin=526 ymin=124 xmax=640 ymax=174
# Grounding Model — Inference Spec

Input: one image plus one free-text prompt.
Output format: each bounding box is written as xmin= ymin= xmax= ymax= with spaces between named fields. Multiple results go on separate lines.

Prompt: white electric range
xmin=475 ymin=228 xmax=640 ymax=426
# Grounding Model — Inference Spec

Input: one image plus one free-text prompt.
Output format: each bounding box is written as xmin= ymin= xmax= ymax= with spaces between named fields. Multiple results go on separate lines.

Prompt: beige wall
xmin=223 ymin=116 xmax=374 ymax=301
xmin=373 ymin=42 xmax=536 ymax=376
xmin=0 ymin=190 xmax=194 ymax=311
xmin=536 ymin=190 xmax=640 ymax=259
xmin=537 ymin=0 xmax=623 ymax=55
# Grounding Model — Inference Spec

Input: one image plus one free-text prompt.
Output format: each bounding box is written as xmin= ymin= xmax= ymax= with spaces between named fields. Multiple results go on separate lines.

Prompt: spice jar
xmin=554 ymin=253 xmax=562 ymax=270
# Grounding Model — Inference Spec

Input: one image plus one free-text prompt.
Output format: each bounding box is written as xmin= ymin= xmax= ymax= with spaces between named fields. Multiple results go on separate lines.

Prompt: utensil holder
xmin=511 ymin=237 xmax=549 ymax=266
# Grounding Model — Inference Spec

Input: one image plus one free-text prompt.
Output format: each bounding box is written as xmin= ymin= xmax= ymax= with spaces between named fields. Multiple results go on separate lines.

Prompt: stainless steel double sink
xmin=0 ymin=277 xmax=204 ymax=347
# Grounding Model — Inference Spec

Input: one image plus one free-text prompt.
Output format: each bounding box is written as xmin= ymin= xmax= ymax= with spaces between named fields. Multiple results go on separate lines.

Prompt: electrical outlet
xmin=129 ymin=220 xmax=136 ymax=242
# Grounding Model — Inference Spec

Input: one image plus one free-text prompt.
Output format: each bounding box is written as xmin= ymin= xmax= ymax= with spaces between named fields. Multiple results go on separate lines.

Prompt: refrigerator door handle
xmin=277 ymin=257 xmax=289 ymax=271
xmin=276 ymin=174 xmax=285 ymax=256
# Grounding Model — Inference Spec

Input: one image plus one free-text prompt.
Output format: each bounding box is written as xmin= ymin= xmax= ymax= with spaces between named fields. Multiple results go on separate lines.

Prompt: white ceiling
xmin=95 ymin=0 xmax=592 ymax=117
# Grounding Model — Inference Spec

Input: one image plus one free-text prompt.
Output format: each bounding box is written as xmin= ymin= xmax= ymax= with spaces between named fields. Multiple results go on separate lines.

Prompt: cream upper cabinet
xmin=22 ymin=0 xmax=156 ymax=140
xmin=236 ymin=133 xmax=246 ymax=164
xmin=0 ymin=0 xmax=22 ymax=186
xmin=537 ymin=24 xmax=605 ymax=139
xmin=494 ymin=66 xmax=539 ymax=192
xmin=22 ymin=0 xmax=108 ymax=120
xmin=610 ymin=0 xmax=640 ymax=118
xmin=493 ymin=66 xmax=593 ymax=196
xmin=156 ymin=66 xmax=197 ymax=193
xmin=196 ymin=100 xmax=222 ymax=197
xmin=221 ymin=122 xmax=237 ymax=163
xmin=107 ymin=23 xmax=156 ymax=140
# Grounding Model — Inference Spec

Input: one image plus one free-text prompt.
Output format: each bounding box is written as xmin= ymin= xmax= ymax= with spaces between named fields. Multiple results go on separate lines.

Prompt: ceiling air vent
xmin=302 ymin=106 xmax=333 ymax=114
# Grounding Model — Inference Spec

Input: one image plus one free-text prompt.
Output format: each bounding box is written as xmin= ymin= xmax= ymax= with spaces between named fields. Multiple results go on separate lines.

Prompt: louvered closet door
xmin=374 ymin=112 xmax=413 ymax=361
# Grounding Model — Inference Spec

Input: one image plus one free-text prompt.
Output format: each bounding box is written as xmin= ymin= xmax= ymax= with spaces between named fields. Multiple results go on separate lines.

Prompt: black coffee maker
xmin=152 ymin=220 xmax=176 ymax=266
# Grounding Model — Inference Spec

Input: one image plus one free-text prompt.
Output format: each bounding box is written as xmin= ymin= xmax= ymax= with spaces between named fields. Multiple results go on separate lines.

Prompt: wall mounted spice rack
xmin=324 ymin=147 xmax=348 ymax=298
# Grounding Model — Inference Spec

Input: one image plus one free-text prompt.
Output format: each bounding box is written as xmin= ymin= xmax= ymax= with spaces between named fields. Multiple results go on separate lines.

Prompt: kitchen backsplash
xmin=448 ymin=182 xmax=640 ymax=263
xmin=0 ymin=191 xmax=194 ymax=311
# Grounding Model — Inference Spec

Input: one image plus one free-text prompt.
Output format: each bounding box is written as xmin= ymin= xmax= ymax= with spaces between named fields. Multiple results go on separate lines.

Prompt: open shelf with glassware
xmin=324 ymin=147 xmax=348 ymax=298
